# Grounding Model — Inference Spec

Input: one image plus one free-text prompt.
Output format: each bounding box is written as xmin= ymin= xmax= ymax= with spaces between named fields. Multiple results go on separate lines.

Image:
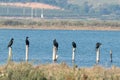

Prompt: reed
xmin=0 ymin=62 xmax=119 ymax=80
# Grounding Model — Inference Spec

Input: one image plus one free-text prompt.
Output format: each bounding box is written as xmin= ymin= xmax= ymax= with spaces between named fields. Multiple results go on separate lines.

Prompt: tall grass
xmin=0 ymin=62 xmax=120 ymax=80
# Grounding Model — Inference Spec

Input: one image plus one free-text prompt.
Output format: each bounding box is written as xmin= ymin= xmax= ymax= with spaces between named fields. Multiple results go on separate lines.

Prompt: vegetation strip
xmin=0 ymin=62 xmax=120 ymax=80
xmin=0 ymin=19 xmax=120 ymax=30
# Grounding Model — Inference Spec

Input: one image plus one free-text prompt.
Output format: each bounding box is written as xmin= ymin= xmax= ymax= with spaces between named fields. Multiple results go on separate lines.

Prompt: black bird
xmin=53 ymin=39 xmax=58 ymax=50
xmin=26 ymin=37 xmax=29 ymax=47
xmin=96 ymin=42 xmax=102 ymax=50
xmin=72 ymin=41 xmax=76 ymax=48
xmin=8 ymin=38 xmax=14 ymax=48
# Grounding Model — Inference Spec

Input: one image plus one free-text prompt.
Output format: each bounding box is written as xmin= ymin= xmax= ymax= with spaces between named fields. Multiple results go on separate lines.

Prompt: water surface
xmin=0 ymin=29 xmax=120 ymax=67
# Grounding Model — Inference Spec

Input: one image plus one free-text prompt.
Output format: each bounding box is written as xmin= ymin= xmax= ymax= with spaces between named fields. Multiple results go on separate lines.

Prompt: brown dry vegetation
xmin=0 ymin=19 xmax=120 ymax=31
xmin=1 ymin=25 xmax=120 ymax=31
xmin=0 ymin=62 xmax=120 ymax=80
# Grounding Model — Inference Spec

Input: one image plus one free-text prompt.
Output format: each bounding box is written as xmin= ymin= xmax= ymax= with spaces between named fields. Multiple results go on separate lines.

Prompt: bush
xmin=3 ymin=20 xmax=24 ymax=26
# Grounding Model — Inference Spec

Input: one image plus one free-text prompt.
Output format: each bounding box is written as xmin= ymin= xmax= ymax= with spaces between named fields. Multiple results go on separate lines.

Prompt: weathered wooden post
xmin=53 ymin=45 xmax=56 ymax=61
xmin=96 ymin=42 xmax=102 ymax=64
xmin=72 ymin=41 xmax=76 ymax=61
xmin=8 ymin=47 xmax=12 ymax=61
xmin=52 ymin=39 xmax=58 ymax=61
xmin=7 ymin=38 xmax=14 ymax=61
xmin=26 ymin=45 xmax=29 ymax=62
xmin=110 ymin=50 xmax=112 ymax=62
xmin=25 ymin=37 xmax=29 ymax=62
xmin=96 ymin=48 xmax=100 ymax=63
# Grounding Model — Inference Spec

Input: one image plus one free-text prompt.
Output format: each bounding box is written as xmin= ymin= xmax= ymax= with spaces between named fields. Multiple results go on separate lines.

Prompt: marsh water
xmin=0 ymin=29 xmax=120 ymax=67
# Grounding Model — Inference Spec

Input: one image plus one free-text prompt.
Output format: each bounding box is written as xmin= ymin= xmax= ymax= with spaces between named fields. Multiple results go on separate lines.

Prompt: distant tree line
xmin=0 ymin=0 xmax=120 ymax=19
xmin=1 ymin=0 xmax=120 ymax=15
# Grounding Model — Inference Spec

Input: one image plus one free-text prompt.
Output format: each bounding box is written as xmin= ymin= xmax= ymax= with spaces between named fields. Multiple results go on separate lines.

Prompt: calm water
xmin=0 ymin=29 xmax=120 ymax=67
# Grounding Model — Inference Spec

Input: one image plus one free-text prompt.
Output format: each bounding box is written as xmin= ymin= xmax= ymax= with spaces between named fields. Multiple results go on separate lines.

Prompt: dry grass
xmin=0 ymin=19 xmax=120 ymax=31
xmin=0 ymin=62 xmax=120 ymax=80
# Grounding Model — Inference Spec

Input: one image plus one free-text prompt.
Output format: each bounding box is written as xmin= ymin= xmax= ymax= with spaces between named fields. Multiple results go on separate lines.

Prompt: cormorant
xmin=8 ymin=38 xmax=14 ymax=48
xmin=72 ymin=41 xmax=76 ymax=48
xmin=96 ymin=42 xmax=102 ymax=50
xmin=26 ymin=37 xmax=29 ymax=47
xmin=53 ymin=39 xmax=58 ymax=50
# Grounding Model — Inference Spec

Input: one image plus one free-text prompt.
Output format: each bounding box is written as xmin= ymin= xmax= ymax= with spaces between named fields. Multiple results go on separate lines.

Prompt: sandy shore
xmin=0 ymin=25 xmax=120 ymax=31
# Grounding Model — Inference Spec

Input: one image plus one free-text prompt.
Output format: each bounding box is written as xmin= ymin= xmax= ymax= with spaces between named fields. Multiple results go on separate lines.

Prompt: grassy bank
xmin=1 ymin=19 xmax=120 ymax=27
xmin=0 ymin=18 xmax=120 ymax=30
xmin=0 ymin=62 xmax=120 ymax=80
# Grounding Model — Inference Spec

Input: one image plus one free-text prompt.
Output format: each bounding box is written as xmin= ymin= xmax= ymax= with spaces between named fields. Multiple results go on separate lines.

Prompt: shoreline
xmin=0 ymin=18 xmax=120 ymax=31
xmin=0 ymin=25 xmax=120 ymax=31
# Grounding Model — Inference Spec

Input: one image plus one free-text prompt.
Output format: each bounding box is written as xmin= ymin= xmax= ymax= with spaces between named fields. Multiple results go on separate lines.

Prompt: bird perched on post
xmin=72 ymin=41 xmax=76 ymax=48
xmin=53 ymin=39 xmax=58 ymax=50
xmin=72 ymin=41 xmax=76 ymax=61
xmin=95 ymin=42 xmax=102 ymax=64
xmin=8 ymin=38 xmax=14 ymax=48
xmin=96 ymin=42 xmax=102 ymax=50
xmin=26 ymin=37 xmax=29 ymax=47
xmin=53 ymin=39 xmax=59 ymax=61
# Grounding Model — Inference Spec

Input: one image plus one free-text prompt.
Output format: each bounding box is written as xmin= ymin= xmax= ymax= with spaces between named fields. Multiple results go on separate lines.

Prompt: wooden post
xmin=26 ymin=45 xmax=29 ymax=62
xmin=72 ymin=47 xmax=76 ymax=61
xmin=52 ymin=46 xmax=57 ymax=61
xmin=96 ymin=48 xmax=100 ymax=64
xmin=8 ymin=47 xmax=12 ymax=61
xmin=110 ymin=50 xmax=112 ymax=62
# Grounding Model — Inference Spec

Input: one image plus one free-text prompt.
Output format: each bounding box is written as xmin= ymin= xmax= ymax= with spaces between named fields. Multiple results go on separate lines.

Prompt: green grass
xmin=0 ymin=62 xmax=120 ymax=80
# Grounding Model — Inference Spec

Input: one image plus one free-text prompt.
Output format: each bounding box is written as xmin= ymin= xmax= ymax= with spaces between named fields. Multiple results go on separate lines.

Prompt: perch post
xmin=96 ymin=48 xmax=100 ymax=64
xmin=72 ymin=47 xmax=76 ymax=61
xmin=53 ymin=46 xmax=57 ymax=61
xmin=8 ymin=47 xmax=12 ymax=61
xmin=110 ymin=50 xmax=112 ymax=62
xmin=26 ymin=45 xmax=29 ymax=62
